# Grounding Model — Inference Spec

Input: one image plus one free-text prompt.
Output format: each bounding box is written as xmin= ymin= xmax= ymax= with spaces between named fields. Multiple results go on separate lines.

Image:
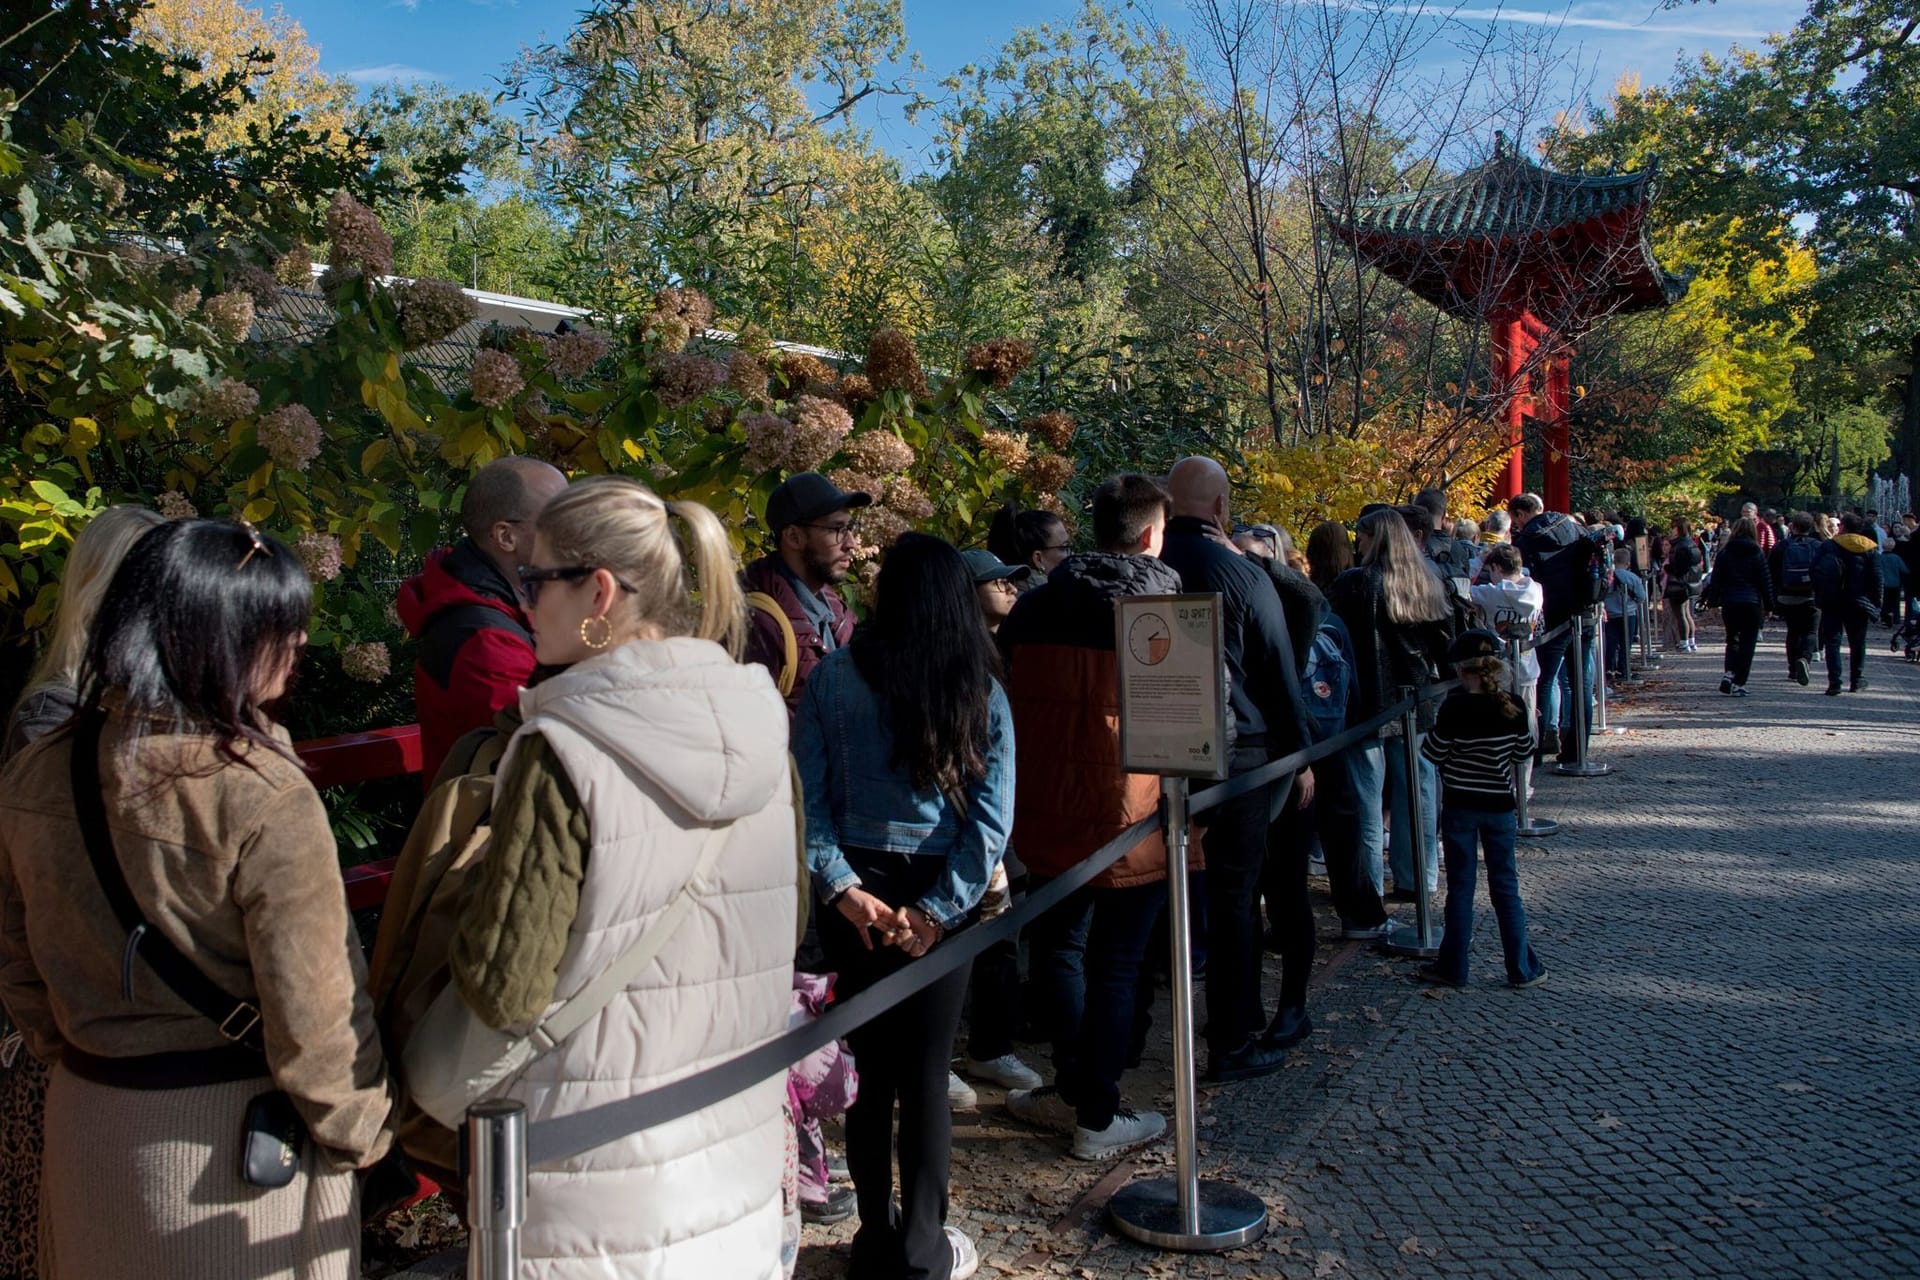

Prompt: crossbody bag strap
xmin=69 ymin=711 xmax=267 ymax=1053
xmin=529 ymin=819 xmax=734 ymax=1051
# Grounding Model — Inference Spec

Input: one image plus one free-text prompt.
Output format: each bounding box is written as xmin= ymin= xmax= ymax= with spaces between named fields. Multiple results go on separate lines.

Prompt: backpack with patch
xmin=1301 ymin=620 xmax=1355 ymax=741
xmin=1778 ymin=536 xmax=1820 ymax=598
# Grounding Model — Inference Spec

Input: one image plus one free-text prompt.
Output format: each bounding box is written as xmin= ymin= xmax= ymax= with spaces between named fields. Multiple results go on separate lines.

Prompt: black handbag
xmin=69 ymin=711 xmax=306 ymax=1189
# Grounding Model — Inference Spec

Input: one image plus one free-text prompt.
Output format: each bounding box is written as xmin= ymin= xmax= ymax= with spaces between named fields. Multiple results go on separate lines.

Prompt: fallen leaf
xmin=1313 ymin=1251 xmax=1345 ymax=1277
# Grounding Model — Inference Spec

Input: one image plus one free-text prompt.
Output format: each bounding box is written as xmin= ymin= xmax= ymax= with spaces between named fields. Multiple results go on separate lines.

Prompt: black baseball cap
xmin=1447 ymin=629 xmax=1503 ymax=664
xmin=766 ymin=472 xmax=873 ymax=534
xmin=960 ymin=549 xmax=1033 ymax=585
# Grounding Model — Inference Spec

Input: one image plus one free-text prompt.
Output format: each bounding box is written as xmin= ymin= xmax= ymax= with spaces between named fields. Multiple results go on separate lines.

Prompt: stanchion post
xmin=1381 ymin=687 xmax=1442 ymax=958
xmin=1639 ymin=592 xmax=1660 ymax=668
xmin=1509 ymin=637 xmax=1559 ymax=838
xmin=468 ymin=1099 xmax=527 ymax=1280
xmin=1594 ymin=605 xmax=1611 ymax=731
xmin=1108 ymin=778 xmax=1266 ymax=1252
xmin=1553 ymin=610 xmax=1613 ymax=778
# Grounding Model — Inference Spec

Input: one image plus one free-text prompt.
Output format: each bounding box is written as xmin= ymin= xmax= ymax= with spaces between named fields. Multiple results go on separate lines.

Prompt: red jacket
xmin=741 ymin=555 xmax=853 ymax=719
xmin=396 ymin=541 xmax=538 ymax=785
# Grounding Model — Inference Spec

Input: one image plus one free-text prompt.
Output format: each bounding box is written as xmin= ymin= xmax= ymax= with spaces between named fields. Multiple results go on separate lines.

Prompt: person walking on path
xmin=1814 ymin=513 xmax=1883 ymax=695
xmin=1418 ymin=630 xmax=1546 ymax=990
xmin=1662 ymin=517 xmax=1705 ymax=654
xmin=1703 ymin=517 xmax=1774 ymax=696
xmin=796 ymin=533 xmax=1012 ymax=1280
xmin=1770 ymin=512 xmax=1824 ymax=686
xmin=397 ymin=455 xmax=568 ymax=784
xmin=0 ymin=519 xmax=397 ymax=1280
xmin=1000 ymin=474 xmax=1180 ymax=1159
xmin=448 ymin=477 xmax=797 ymax=1280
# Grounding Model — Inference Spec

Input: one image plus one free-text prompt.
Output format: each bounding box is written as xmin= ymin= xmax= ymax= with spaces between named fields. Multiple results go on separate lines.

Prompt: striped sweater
xmin=1420 ymin=691 xmax=1536 ymax=812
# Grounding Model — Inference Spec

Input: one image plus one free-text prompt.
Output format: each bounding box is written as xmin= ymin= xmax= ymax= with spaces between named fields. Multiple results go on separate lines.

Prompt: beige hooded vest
xmin=496 ymin=638 xmax=797 ymax=1280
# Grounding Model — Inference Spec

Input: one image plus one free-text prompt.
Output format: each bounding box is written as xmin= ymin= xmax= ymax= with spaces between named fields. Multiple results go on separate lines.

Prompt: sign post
xmin=1107 ymin=595 xmax=1267 ymax=1253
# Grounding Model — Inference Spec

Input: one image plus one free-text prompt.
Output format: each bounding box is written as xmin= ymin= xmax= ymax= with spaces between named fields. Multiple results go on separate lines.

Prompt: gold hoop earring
xmin=580 ymin=615 xmax=614 ymax=650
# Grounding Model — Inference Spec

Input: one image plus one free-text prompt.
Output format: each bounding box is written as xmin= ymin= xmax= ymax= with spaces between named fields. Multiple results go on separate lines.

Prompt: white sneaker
xmin=1071 ymin=1108 xmax=1167 ymax=1161
xmin=963 ymin=1053 xmax=1042 ymax=1091
xmin=946 ymin=1225 xmax=980 ymax=1280
xmin=946 ymin=1071 xmax=977 ymax=1110
xmin=1005 ymin=1085 xmax=1077 ymax=1134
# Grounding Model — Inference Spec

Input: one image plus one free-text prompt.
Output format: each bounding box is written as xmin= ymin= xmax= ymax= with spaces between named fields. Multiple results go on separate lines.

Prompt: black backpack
xmin=1521 ymin=516 xmax=1607 ymax=624
xmin=1778 ymin=537 xmax=1819 ymax=597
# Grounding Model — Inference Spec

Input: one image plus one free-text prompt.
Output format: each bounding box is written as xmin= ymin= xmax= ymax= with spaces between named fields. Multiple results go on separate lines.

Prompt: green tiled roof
xmin=1343 ymin=150 xmax=1657 ymax=239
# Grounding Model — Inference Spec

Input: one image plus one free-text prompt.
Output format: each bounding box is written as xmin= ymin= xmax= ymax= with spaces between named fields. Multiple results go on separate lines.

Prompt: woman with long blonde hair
xmin=446 ymin=475 xmax=798 ymax=1279
xmin=1326 ymin=508 xmax=1456 ymax=902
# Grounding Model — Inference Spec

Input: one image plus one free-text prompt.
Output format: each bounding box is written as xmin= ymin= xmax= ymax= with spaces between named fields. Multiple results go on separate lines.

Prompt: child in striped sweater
xmin=1418 ymin=629 xmax=1548 ymax=989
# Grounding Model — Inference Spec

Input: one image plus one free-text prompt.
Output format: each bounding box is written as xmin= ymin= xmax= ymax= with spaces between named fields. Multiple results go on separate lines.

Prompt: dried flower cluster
xmin=861 ymin=507 xmax=911 ymax=550
xmin=965 ymin=338 xmax=1034 ymax=390
xmin=777 ymin=352 xmax=837 ymax=393
xmin=295 ymin=530 xmax=343 ymax=582
xmin=827 ymin=469 xmax=883 ymax=500
xmin=837 ymin=374 xmax=877 ymax=410
xmin=202 ymin=289 xmax=256 ymax=344
xmin=259 ymin=404 xmax=323 ymax=471
xmin=324 ymin=192 xmax=394 ymax=278
xmin=1023 ymin=410 xmax=1077 ymax=451
xmin=980 ymin=429 xmax=1032 ymax=474
xmin=341 ymin=641 xmax=391 ymax=683
xmin=1025 ymin=452 xmax=1076 ymax=493
xmin=1035 ymin=491 xmax=1075 ymax=532
xmin=865 ymin=328 xmax=928 ymax=397
xmin=653 ymin=353 xmax=728 ymax=409
xmin=169 ymin=286 xmax=202 ymax=314
xmin=842 ymin=430 xmax=915 ymax=476
xmin=82 ymin=163 xmax=125 ymax=209
xmin=546 ymin=330 xmax=611 ymax=380
xmin=155 ymin=490 xmax=196 ymax=520
xmin=742 ymin=412 xmax=798 ymax=473
xmin=742 ymin=396 xmax=854 ymax=474
xmin=469 ymin=349 xmax=526 ymax=408
xmin=726 ymin=350 xmax=770 ymax=402
xmin=514 ymin=391 xmax=552 ymax=443
xmin=275 ymin=241 xmax=314 ymax=287
xmin=194 ymin=378 xmax=260 ymax=422
xmin=393 ymin=278 xmax=478 ymax=350
xmin=642 ymin=287 xmax=715 ymax=351
xmin=236 ymin=265 xmax=282 ymax=312
xmin=882 ymin=476 xmax=934 ymax=523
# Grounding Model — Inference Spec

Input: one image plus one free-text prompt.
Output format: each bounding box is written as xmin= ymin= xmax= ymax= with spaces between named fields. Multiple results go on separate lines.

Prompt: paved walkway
xmin=798 ymin=620 xmax=1920 ymax=1279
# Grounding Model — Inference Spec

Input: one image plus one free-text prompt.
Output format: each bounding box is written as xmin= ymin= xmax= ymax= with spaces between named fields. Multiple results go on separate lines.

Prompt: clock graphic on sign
xmin=1127 ymin=612 xmax=1173 ymax=666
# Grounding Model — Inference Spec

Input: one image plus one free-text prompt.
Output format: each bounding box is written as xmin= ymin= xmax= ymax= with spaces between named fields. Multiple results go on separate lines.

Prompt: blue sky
xmin=289 ymin=0 xmax=1811 ymax=165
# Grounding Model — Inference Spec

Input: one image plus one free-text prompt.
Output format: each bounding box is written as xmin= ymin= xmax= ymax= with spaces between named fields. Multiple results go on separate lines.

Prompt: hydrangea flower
xmin=1024 ymin=410 xmax=1077 ymax=451
xmin=546 ymin=330 xmax=612 ymax=380
xmin=865 ymin=328 xmax=928 ymax=397
xmin=965 ymin=338 xmax=1034 ymax=389
xmin=295 ymin=530 xmax=343 ymax=582
xmin=842 ymin=431 xmax=915 ymax=476
xmin=883 ymin=476 xmax=934 ymax=522
xmin=1025 ymin=452 xmax=1076 ymax=493
xmin=393 ymin=278 xmax=478 ymax=350
xmin=155 ymin=490 xmax=196 ymax=520
xmin=202 ymin=290 xmax=256 ymax=344
xmin=469 ymin=349 xmax=526 ymax=408
xmin=980 ymin=429 xmax=1032 ymax=474
xmin=194 ymin=378 xmax=260 ymax=422
xmin=259 ymin=404 xmax=323 ymax=471
xmin=653 ymin=353 xmax=728 ymax=409
xmin=324 ymin=192 xmax=395 ymax=278
xmin=341 ymin=641 xmax=391 ymax=683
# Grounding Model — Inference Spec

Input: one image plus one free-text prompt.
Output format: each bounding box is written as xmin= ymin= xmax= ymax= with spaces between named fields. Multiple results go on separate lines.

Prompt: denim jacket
xmin=792 ymin=647 xmax=1015 ymax=929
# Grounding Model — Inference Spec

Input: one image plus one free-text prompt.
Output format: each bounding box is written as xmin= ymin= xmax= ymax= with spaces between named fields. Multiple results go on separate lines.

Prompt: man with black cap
xmin=743 ymin=472 xmax=873 ymax=715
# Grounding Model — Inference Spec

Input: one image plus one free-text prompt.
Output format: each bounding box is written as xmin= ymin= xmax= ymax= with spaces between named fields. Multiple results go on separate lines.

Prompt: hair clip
xmin=236 ymin=520 xmax=274 ymax=571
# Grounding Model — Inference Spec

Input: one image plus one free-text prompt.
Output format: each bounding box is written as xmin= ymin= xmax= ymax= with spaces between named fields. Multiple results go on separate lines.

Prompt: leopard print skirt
xmin=0 ymin=1047 xmax=46 ymax=1280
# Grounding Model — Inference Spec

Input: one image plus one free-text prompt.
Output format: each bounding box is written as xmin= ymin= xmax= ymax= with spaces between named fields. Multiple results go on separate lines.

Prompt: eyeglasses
xmin=1039 ymin=543 xmax=1072 ymax=554
xmin=799 ymin=519 xmax=860 ymax=543
xmin=517 ymin=563 xmax=637 ymax=605
xmin=982 ymin=577 xmax=1020 ymax=594
xmin=236 ymin=521 xmax=274 ymax=571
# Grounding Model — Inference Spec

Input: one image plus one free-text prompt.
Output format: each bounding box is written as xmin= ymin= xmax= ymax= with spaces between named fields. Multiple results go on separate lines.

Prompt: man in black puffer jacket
xmin=1702 ymin=519 xmax=1773 ymax=695
xmin=1158 ymin=457 xmax=1316 ymax=1084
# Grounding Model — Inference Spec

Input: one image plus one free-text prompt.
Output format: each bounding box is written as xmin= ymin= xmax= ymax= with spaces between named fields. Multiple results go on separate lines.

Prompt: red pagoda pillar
xmin=1543 ymin=350 xmax=1572 ymax=515
xmin=1489 ymin=313 xmax=1529 ymax=503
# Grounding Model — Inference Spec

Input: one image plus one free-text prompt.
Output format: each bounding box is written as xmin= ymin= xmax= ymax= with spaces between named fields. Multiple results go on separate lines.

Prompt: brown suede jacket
xmin=0 ymin=712 xmax=396 ymax=1167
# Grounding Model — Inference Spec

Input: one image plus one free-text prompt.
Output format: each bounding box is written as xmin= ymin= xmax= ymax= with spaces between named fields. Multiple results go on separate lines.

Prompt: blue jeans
xmin=1533 ymin=632 xmax=1570 ymax=734
xmin=1434 ymin=808 xmax=1543 ymax=985
xmin=1383 ymin=733 xmax=1439 ymax=894
xmin=1350 ymin=741 xmax=1387 ymax=895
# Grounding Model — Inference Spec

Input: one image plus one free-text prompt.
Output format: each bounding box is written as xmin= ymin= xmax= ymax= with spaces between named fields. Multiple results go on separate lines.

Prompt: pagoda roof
xmin=1327 ymin=140 xmax=1691 ymax=325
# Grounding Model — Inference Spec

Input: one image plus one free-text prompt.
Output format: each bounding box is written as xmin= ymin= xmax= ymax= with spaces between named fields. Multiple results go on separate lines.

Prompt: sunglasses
xmin=516 ymin=563 xmax=638 ymax=605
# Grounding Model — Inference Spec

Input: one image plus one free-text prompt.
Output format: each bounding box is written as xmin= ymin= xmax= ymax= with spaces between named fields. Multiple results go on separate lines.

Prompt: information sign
xmin=1115 ymin=593 xmax=1228 ymax=780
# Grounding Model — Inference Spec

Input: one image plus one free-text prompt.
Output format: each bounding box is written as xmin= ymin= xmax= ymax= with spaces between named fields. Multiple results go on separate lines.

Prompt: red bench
xmin=295 ymin=725 xmax=424 ymax=911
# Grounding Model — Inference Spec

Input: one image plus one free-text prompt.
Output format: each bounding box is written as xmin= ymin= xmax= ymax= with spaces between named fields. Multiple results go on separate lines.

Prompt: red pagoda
xmin=1330 ymin=135 xmax=1690 ymax=510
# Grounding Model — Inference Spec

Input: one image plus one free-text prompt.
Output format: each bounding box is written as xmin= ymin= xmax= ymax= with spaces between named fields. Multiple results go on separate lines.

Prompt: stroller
xmin=1892 ymin=612 xmax=1920 ymax=664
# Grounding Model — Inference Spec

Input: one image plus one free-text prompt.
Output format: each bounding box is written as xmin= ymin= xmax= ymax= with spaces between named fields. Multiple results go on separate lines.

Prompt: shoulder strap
xmin=746 ymin=591 xmax=798 ymax=697
xmin=69 ymin=712 xmax=266 ymax=1052
xmin=529 ymin=819 xmax=735 ymax=1051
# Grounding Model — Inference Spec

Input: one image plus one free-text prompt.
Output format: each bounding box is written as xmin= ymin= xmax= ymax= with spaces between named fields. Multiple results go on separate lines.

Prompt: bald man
xmin=1158 ymin=456 xmax=1316 ymax=1083
xmin=397 ymin=455 xmax=568 ymax=783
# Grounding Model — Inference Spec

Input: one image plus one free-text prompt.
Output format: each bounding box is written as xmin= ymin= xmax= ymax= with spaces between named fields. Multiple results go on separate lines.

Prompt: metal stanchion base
xmin=1379 ymin=918 xmax=1443 ymax=957
xmin=1516 ymin=818 xmax=1560 ymax=838
xmin=1109 ymin=1178 xmax=1268 ymax=1252
xmin=1552 ymin=760 xmax=1613 ymax=777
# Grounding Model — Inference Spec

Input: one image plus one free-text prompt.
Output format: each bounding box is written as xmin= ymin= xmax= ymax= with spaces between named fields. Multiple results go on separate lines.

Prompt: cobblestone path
xmin=813 ymin=622 xmax=1920 ymax=1280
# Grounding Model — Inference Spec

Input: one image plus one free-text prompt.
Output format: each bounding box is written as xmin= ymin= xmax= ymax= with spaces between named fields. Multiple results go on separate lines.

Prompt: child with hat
xmin=1418 ymin=629 xmax=1548 ymax=989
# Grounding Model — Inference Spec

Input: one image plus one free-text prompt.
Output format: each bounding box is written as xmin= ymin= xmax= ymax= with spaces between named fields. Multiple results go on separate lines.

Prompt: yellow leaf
xmin=246 ymin=460 xmax=273 ymax=496
xmin=360 ymin=379 xmax=379 ymax=411
xmin=0 ymin=556 xmax=17 ymax=600
xmin=242 ymin=498 xmax=275 ymax=522
xmin=67 ymin=417 xmax=100 ymax=452
xmin=361 ymin=439 xmax=391 ymax=474
xmin=384 ymin=353 xmax=400 ymax=383
xmin=622 ymin=439 xmax=645 ymax=462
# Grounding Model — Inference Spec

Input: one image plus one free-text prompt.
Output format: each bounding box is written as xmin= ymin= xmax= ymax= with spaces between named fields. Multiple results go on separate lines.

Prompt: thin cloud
xmin=1312 ymin=1 xmax=1772 ymax=40
xmin=344 ymin=63 xmax=447 ymax=84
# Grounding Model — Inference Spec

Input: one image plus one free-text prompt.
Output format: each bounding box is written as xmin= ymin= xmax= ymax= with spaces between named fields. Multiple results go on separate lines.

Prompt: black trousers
xmin=1779 ymin=601 xmax=1819 ymax=671
xmin=1722 ymin=602 xmax=1765 ymax=686
xmin=964 ymin=872 xmax=1023 ymax=1062
xmin=1261 ymin=795 xmax=1315 ymax=1012
xmin=1200 ymin=747 xmax=1283 ymax=1059
xmin=821 ymin=851 xmax=973 ymax=1280
xmin=1821 ymin=605 xmax=1873 ymax=687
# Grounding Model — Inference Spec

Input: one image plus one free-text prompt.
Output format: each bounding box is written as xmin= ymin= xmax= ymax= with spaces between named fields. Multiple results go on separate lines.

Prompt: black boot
xmin=1262 ymin=1006 xmax=1313 ymax=1049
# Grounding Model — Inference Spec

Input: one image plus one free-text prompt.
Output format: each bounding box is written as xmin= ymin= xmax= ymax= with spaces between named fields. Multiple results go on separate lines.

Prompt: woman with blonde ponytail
xmin=447 ymin=474 xmax=798 ymax=1279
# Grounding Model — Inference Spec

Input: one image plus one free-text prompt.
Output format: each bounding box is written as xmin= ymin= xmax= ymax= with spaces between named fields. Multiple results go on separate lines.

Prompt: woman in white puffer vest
xmin=450 ymin=475 xmax=797 ymax=1279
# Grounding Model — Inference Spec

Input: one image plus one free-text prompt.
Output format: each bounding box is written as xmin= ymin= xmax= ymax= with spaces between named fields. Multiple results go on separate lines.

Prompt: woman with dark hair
xmin=1663 ymin=516 xmax=1704 ymax=653
xmin=1306 ymin=519 xmax=1354 ymax=593
xmin=0 ymin=520 xmax=395 ymax=1280
xmin=988 ymin=502 xmax=1071 ymax=580
xmin=794 ymin=532 xmax=1014 ymax=1280
xmin=1702 ymin=516 xmax=1773 ymax=696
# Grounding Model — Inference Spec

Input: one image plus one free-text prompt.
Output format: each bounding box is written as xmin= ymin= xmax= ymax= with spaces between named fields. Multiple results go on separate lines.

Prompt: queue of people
xmin=2 ymin=458 xmax=1579 ymax=1280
